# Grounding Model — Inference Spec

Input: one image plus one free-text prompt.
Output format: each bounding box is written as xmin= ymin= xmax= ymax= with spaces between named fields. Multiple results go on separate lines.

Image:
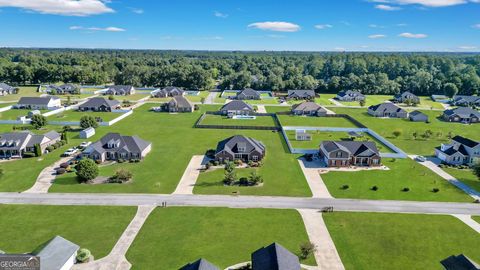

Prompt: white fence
xmin=0 ymin=105 xmax=12 ymax=112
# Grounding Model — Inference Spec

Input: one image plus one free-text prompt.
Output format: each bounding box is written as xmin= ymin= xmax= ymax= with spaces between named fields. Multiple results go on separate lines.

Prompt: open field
xmin=199 ymin=114 xmax=277 ymax=127
xmin=285 ymin=130 xmax=394 ymax=153
xmin=126 ymin=207 xmax=315 ymax=269
xmin=0 ymin=109 xmax=48 ymax=120
xmin=266 ymin=109 xmax=358 ymax=128
xmin=108 ymin=94 xmax=150 ymax=102
xmin=324 ymin=212 xmax=480 ymax=270
xmin=330 ymin=107 xmax=480 ymax=155
xmin=47 ymin=110 xmax=122 ymax=122
xmin=50 ymin=105 xmax=311 ymax=196
xmin=0 ymin=204 xmax=136 ymax=258
xmin=443 ymin=167 xmax=480 ymax=193
xmin=336 ymin=95 xmax=444 ymax=109
xmin=0 ymin=86 xmax=41 ymax=102
xmin=321 ymin=158 xmax=472 ymax=202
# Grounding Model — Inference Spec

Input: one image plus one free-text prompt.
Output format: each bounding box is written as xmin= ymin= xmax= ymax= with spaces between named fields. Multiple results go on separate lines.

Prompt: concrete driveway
xmin=23 ymin=155 xmax=76 ymax=194
xmin=298 ymin=158 xmax=333 ymax=198
xmin=173 ymin=155 xmax=210 ymax=195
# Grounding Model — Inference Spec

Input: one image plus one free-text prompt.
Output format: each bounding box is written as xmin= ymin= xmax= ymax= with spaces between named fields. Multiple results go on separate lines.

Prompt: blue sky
xmin=0 ymin=0 xmax=479 ymax=51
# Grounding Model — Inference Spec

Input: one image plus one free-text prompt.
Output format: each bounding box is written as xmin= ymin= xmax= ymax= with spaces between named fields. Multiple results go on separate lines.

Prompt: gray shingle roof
xmin=368 ymin=103 xmax=406 ymax=114
xmin=79 ymin=97 xmax=120 ymax=109
xmin=453 ymin=95 xmax=480 ymax=104
xmin=180 ymin=258 xmax=220 ymax=270
xmin=444 ymin=107 xmax=480 ymax=118
xmin=251 ymin=242 xmax=301 ymax=270
xmin=0 ymin=83 xmax=14 ymax=91
xmin=87 ymin=133 xmax=151 ymax=155
xmin=220 ymin=101 xmax=254 ymax=112
xmin=292 ymin=101 xmax=325 ymax=112
xmin=108 ymin=85 xmax=133 ymax=92
xmin=337 ymin=90 xmax=364 ymax=98
xmin=452 ymin=136 xmax=479 ymax=148
xmin=287 ymin=90 xmax=315 ymax=98
xmin=440 ymin=254 xmax=480 ymax=270
xmin=237 ymin=88 xmax=260 ymax=97
xmin=321 ymin=141 xmax=379 ymax=157
xmin=216 ymin=135 xmax=265 ymax=156
xmin=34 ymin=236 xmax=79 ymax=270
xmin=18 ymin=96 xmax=59 ymax=105
xmin=168 ymin=96 xmax=193 ymax=109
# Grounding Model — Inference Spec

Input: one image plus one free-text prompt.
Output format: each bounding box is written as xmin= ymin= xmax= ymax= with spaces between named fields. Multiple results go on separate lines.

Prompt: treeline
xmin=0 ymin=48 xmax=479 ymax=96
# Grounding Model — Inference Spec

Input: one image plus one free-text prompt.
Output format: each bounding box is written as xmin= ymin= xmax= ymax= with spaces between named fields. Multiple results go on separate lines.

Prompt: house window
xmin=373 ymin=159 xmax=379 ymax=165
xmin=336 ymin=152 xmax=342 ymax=158
xmin=234 ymin=154 xmax=243 ymax=159
xmin=252 ymin=156 xmax=258 ymax=161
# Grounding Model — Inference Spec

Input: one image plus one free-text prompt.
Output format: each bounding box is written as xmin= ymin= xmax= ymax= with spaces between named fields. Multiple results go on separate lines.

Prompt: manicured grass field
xmin=185 ymin=91 xmax=210 ymax=102
xmin=50 ymin=105 xmax=311 ymax=196
xmin=331 ymin=107 xmax=480 ymax=155
xmin=0 ymin=109 xmax=48 ymax=120
xmin=285 ymin=130 xmax=394 ymax=153
xmin=110 ymin=93 xmax=150 ymax=102
xmin=57 ymin=94 xmax=96 ymax=100
xmin=274 ymin=114 xmax=358 ymax=129
xmin=0 ymin=86 xmax=41 ymax=102
xmin=321 ymin=158 xmax=472 ymax=202
xmin=47 ymin=110 xmax=122 ymax=122
xmin=200 ymin=114 xmax=277 ymax=127
xmin=336 ymin=95 xmax=444 ymax=109
xmin=473 ymin=216 xmax=480 ymax=223
xmin=126 ymin=207 xmax=316 ymax=269
xmin=0 ymin=205 xmax=136 ymax=259
xmin=246 ymin=98 xmax=279 ymax=105
xmin=324 ymin=212 xmax=480 ymax=270
xmin=443 ymin=167 xmax=480 ymax=193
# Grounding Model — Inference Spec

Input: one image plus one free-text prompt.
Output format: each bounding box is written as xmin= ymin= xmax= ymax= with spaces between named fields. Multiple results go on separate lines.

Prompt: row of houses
xmin=0 ymin=130 xmax=61 ymax=158
xmin=181 ymin=242 xmax=301 ymax=270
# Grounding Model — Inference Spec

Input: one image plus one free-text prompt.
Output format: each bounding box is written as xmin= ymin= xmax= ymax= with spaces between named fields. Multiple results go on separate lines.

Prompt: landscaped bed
xmin=443 ymin=167 xmax=480 ymax=193
xmin=126 ymin=207 xmax=316 ymax=269
xmin=50 ymin=105 xmax=311 ymax=196
xmin=0 ymin=204 xmax=136 ymax=259
xmin=321 ymin=158 xmax=472 ymax=202
xmin=324 ymin=212 xmax=480 ymax=270
xmin=330 ymin=107 xmax=480 ymax=155
xmin=199 ymin=114 xmax=277 ymax=127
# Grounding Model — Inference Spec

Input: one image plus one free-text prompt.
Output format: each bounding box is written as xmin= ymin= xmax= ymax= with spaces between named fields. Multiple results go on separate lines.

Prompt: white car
xmin=62 ymin=148 xmax=78 ymax=157
xmin=415 ymin=156 xmax=427 ymax=162
xmin=79 ymin=141 xmax=91 ymax=148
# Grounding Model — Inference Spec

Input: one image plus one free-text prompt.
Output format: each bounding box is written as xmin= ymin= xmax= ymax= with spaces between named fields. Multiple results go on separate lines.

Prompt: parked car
xmin=79 ymin=141 xmax=91 ymax=148
xmin=415 ymin=156 xmax=427 ymax=162
xmin=62 ymin=148 xmax=78 ymax=157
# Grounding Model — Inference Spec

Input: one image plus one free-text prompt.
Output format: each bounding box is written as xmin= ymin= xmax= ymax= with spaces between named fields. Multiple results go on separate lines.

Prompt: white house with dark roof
xmin=319 ymin=141 xmax=381 ymax=167
xmin=0 ymin=82 xmax=16 ymax=96
xmin=215 ymin=135 xmax=266 ymax=163
xmin=234 ymin=88 xmax=260 ymax=100
xmin=442 ymin=107 xmax=480 ymax=124
xmin=394 ymin=91 xmax=420 ymax=104
xmin=435 ymin=136 xmax=480 ymax=165
xmin=16 ymin=97 xmax=61 ymax=110
xmin=219 ymin=101 xmax=255 ymax=116
xmin=336 ymin=90 xmax=365 ymax=101
xmin=33 ymin=236 xmax=79 ymax=270
xmin=44 ymin=84 xmax=79 ymax=95
xmin=368 ymin=103 xmax=408 ymax=118
xmin=151 ymin=86 xmax=185 ymax=98
xmin=180 ymin=258 xmax=219 ymax=270
xmin=105 ymin=85 xmax=135 ymax=96
xmin=78 ymin=97 xmax=121 ymax=112
xmin=163 ymin=96 xmax=194 ymax=113
xmin=0 ymin=131 xmax=60 ymax=158
xmin=409 ymin=110 xmax=429 ymax=122
xmin=82 ymin=133 xmax=152 ymax=162
xmin=287 ymin=90 xmax=316 ymax=100
xmin=291 ymin=101 xmax=327 ymax=116
xmin=251 ymin=242 xmax=301 ymax=270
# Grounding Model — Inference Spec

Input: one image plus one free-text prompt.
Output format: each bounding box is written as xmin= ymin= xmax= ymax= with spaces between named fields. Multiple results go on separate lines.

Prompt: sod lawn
xmin=0 ymin=205 xmax=136 ymax=259
xmin=321 ymin=158 xmax=472 ymax=202
xmin=0 ymin=109 xmax=48 ymax=120
xmin=47 ymin=110 xmax=122 ymax=122
xmin=330 ymin=107 xmax=480 ymax=155
xmin=50 ymin=104 xmax=311 ymax=196
xmin=110 ymin=93 xmax=150 ymax=102
xmin=199 ymin=114 xmax=277 ymax=127
xmin=443 ymin=167 xmax=480 ymax=193
xmin=285 ymin=130 xmax=394 ymax=153
xmin=323 ymin=212 xmax=480 ymax=270
xmin=126 ymin=207 xmax=316 ymax=269
xmin=336 ymin=95 xmax=444 ymax=109
xmin=473 ymin=216 xmax=480 ymax=223
xmin=278 ymin=115 xmax=358 ymax=128
xmin=0 ymin=86 xmax=41 ymax=102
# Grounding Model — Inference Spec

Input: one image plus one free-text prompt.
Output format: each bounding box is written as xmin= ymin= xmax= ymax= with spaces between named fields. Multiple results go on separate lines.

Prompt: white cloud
xmin=369 ymin=34 xmax=387 ymax=38
xmin=267 ymin=34 xmax=286 ymax=39
xmin=334 ymin=47 xmax=346 ymax=51
xmin=370 ymin=0 xmax=478 ymax=7
xmin=0 ymin=0 xmax=114 ymax=16
xmin=472 ymin=24 xmax=480 ymax=29
xmin=194 ymin=36 xmax=224 ymax=40
xmin=248 ymin=21 xmax=301 ymax=32
xmin=375 ymin=4 xmax=402 ymax=10
xmin=369 ymin=24 xmax=386 ymax=28
xmin=314 ymin=24 xmax=333 ymax=29
xmin=214 ymin=11 xmax=228 ymax=18
xmin=458 ymin=46 xmax=477 ymax=50
xmin=70 ymin=26 xmax=126 ymax=32
xmin=398 ymin=32 xmax=427 ymax=38
xmin=396 ymin=23 xmax=408 ymax=27
xmin=129 ymin=7 xmax=144 ymax=14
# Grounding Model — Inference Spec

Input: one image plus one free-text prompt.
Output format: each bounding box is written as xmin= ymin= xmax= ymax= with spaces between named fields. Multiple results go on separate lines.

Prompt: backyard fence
xmin=194 ymin=111 xmax=281 ymax=131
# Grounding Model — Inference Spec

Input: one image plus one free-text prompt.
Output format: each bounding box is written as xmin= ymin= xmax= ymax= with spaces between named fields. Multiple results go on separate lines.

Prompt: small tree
xmin=443 ymin=83 xmax=458 ymax=98
xmin=75 ymin=159 xmax=99 ymax=183
xmin=248 ymin=171 xmax=263 ymax=186
xmin=30 ymin=114 xmax=47 ymax=129
xmin=223 ymin=170 xmax=237 ymax=185
xmin=34 ymin=143 xmax=42 ymax=157
xmin=108 ymin=95 xmax=115 ymax=100
xmin=224 ymin=161 xmax=235 ymax=173
xmin=299 ymin=242 xmax=317 ymax=260
xmin=80 ymin=115 xmax=99 ymax=129
xmin=109 ymin=169 xmax=133 ymax=183
xmin=76 ymin=248 xmax=91 ymax=263
xmin=200 ymin=97 xmax=206 ymax=104
xmin=392 ymin=129 xmax=402 ymax=139
xmin=62 ymin=125 xmax=72 ymax=132
xmin=412 ymin=131 xmax=418 ymax=140
xmin=359 ymin=99 xmax=366 ymax=107
xmin=473 ymin=163 xmax=480 ymax=180
xmin=61 ymin=132 xmax=68 ymax=143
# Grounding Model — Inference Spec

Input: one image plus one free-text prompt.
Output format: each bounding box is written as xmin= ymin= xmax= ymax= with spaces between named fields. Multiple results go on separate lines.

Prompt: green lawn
xmin=324 ymin=212 xmax=480 ymax=270
xmin=285 ymin=130 xmax=394 ymax=153
xmin=245 ymin=98 xmax=280 ymax=105
xmin=200 ymin=114 xmax=277 ymax=127
xmin=50 ymin=104 xmax=311 ymax=196
xmin=322 ymin=158 xmax=472 ymax=202
xmin=473 ymin=216 xmax=480 ymax=223
xmin=331 ymin=107 xmax=480 ymax=155
xmin=185 ymin=91 xmax=210 ymax=102
xmin=47 ymin=110 xmax=123 ymax=122
xmin=273 ymin=114 xmax=358 ymax=129
xmin=336 ymin=95 xmax=444 ymax=109
xmin=0 ymin=109 xmax=48 ymax=120
xmin=109 ymin=93 xmax=150 ymax=102
xmin=0 ymin=204 xmax=136 ymax=259
xmin=443 ymin=167 xmax=480 ymax=193
xmin=0 ymin=86 xmax=41 ymax=102
xmin=214 ymin=92 xmax=227 ymax=103
xmin=127 ymin=207 xmax=315 ymax=269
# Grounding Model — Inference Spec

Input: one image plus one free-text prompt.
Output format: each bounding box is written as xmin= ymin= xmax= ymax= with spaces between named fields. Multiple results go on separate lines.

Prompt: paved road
xmin=1 ymin=193 xmax=479 ymax=215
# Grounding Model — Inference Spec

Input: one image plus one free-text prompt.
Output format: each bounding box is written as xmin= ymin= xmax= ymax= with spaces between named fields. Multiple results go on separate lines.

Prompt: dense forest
xmin=0 ymin=48 xmax=479 ymax=96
